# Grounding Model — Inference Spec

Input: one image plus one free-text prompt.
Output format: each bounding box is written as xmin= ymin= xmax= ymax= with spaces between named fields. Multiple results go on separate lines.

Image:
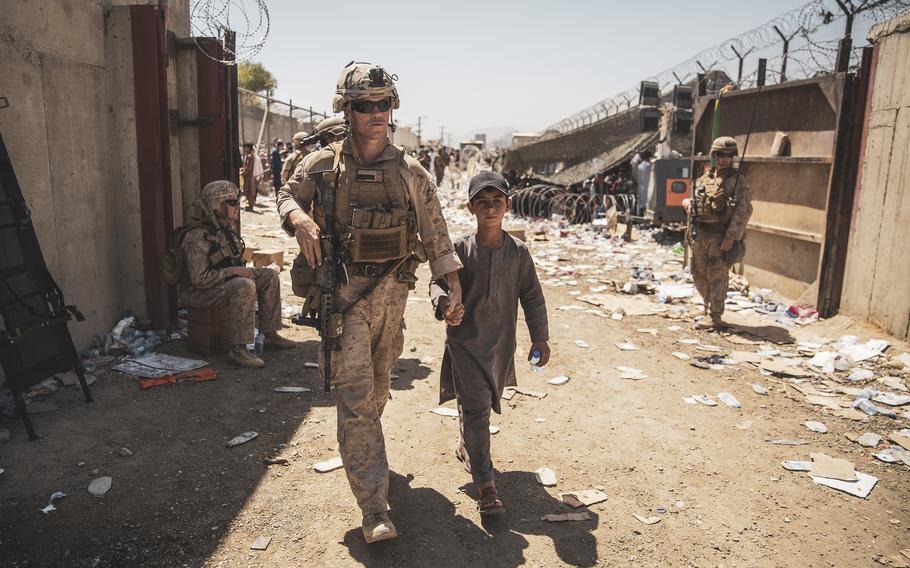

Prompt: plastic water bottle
xmin=254 ymin=330 xmax=265 ymax=357
xmin=82 ymin=349 xmax=101 ymax=359
xmin=852 ymin=398 xmax=878 ymax=415
xmin=529 ymin=349 xmax=544 ymax=373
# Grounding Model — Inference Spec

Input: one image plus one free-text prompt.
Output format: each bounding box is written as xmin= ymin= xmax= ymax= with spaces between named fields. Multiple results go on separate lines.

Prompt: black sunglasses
xmin=225 ymin=199 xmax=239 ymax=206
xmin=350 ymin=99 xmax=392 ymax=114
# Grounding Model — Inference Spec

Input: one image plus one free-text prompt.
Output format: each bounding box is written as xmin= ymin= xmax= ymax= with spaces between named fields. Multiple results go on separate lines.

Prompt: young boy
xmin=431 ymin=171 xmax=550 ymax=515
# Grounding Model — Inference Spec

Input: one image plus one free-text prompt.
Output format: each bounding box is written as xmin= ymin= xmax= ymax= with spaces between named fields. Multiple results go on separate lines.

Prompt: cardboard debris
xmin=226 ymin=431 xmax=258 ymax=448
xmin=889 ymin=431 xmax=910 ymax=451
xmin=766 ymin=438 xmax=809 ymax=446
xmin=615 ymin=342 xmax=641 ymax=351
xmin=692 ymin=394 xmax=718 ymax=406
xmin=535 ymin=467 xmax=557 ymax=487
xmin=832 ymin=408 xmax=870 ymax=421
xmin=250 ymin=536 xmax=272 ymax=550
xmin=559 ymin=489 xmax=608 ymax=508
xmin=810 ymin=453 xmax=857 ymax=481
xmin=810 ymin=471 xmax=878 ymax=499
xmin=542 ymin=512 xmax=591 ymax=522
xmin=873 ymin=392 xmax=910 ymax=407
xmin=731 ymin=351 xmax=764 ymax=364
xmin=856 ymin=432 xmax=883 ymax=447
xmin=672 ymin=352 xmax=691 ymax=360
xmin=781 ymin=460 xmax=812 ymax=471
xmin=547 ymin=375 xmax=570 ymax=385
xmin=804 ymin=421 xmax=828 ymax=434
xmin=633 ymin=513 xmax=661 ymax=525
xmin=761 ymin=359 xmax=813 ymax=378
xmin=313 ymin=456 xmax=344 ymax=473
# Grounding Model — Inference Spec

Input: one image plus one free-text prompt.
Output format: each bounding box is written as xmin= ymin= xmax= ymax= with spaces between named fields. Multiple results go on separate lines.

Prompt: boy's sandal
xmin=478 ymin=486 xmax=505 ymax=515
xmin=453 ymin=442 xmax=471 ymax=474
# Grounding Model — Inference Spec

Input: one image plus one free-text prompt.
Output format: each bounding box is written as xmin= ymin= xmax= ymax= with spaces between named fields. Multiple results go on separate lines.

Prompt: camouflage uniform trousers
xmin=691 ymin=229 xmax=731 ymax=317
xmin=321 ymin=274 xmax=409 ymax=515
xmin=180 ymin=268 xmax=282 ymax=344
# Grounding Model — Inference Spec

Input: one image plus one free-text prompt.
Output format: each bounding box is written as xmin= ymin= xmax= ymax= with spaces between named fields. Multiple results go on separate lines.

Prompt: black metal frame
xmin=0 ymin=124 xmax=92 ymax=440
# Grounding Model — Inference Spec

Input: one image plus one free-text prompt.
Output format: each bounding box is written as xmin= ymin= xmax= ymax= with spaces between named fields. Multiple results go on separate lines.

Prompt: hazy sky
xmin=249 ymin=0 xmax=812 ymax=142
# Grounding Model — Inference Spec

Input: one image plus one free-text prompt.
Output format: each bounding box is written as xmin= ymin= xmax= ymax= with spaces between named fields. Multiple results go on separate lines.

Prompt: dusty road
xmin=1 ymin=190 xmax=909 ymax=568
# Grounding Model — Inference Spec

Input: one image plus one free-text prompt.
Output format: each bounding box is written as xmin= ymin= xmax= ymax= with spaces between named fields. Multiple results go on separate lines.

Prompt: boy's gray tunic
xmin=431 ymin=233 xmax=549 ymax=414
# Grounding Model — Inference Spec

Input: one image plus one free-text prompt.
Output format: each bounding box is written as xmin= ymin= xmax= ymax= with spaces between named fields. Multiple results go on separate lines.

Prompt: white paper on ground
xmin=810 ymin=471 xmax=878 ymax=499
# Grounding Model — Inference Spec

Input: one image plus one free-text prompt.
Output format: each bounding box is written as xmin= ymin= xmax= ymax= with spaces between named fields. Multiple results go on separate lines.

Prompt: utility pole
xmin=439 ymin=126 xmax=445 ymax=146
xmin=417 ymin=115 xmax=427 ymax=147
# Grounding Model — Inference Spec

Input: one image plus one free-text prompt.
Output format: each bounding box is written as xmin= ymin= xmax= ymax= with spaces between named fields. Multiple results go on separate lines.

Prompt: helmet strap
xmin=389 ymin=108 xmax=397 ymax=133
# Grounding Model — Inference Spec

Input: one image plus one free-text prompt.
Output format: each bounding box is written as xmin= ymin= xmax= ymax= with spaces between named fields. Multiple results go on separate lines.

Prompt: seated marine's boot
xmin=362 ymin=512 xmax=397 ymax=543
xmin=264 ymin=332 xmax=297 ymax=350
xmin=227 ymin=345 xmax=265 ymax=369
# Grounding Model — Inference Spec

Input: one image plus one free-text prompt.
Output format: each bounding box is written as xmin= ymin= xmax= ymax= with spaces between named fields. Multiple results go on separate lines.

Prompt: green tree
xmin=238 ymin=61 xmax=278 ymax=93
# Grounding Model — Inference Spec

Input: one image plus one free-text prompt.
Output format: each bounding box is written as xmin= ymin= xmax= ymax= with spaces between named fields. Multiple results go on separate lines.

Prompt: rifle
xmin=295 ymin=167 xmax=345 ymax=393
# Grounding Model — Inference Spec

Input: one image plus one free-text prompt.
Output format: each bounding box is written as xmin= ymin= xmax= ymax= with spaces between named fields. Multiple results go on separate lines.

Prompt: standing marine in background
xmin=684 ymin=136 xmax=753 ymax=330
xmin=277 ymin=61 xmax=463 ymax=543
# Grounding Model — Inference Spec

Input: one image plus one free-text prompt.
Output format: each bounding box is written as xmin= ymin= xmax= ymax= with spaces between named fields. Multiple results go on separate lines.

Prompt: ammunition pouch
xmin=290 ymin=253 xmax=322 ymax=315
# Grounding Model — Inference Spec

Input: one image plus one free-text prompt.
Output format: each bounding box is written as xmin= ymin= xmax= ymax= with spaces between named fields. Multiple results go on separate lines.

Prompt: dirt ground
xmin=1 ymin=191 xmax=909 ymax=568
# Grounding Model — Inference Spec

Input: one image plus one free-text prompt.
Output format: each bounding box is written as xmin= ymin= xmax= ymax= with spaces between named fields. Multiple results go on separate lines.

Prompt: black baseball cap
xmin=468 ymin=171 xmax=511 ymax=200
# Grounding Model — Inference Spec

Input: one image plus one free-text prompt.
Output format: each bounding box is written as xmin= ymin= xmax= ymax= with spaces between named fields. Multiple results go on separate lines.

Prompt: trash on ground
xmin=615 ymin=342 xmax=641 ymax=351
xmin=138 ymin=367 xmax=217 ymax=390
xmin=535 ymin=467 xmax=557 ymax=486
xmin=672 ymin=352 xmax=690 ymax=360
xmin=505 ymin=387 xmax=548 ymax=399
xmin=304 ymin=362 xmax=319 ymax=369
xmin=262 ymin=454 xmax=289 ymax=466
xmin=489 ymin=425 xmax=500 ymax=435
xmin=810 ymin=471 xmax=878 ymax=499
xmin=88 ymin=476 xmax=113 ymax=497
xmin=873 ymin=448 xmax=910 ymax=465
xmin=250 ymin=536 xmax=272 ymax=550
xmin=781 ymin=460 xmax=812 ymax=471
xmin=752 ymin=383 xmax=769 ymax=395
xmin=616 ymin=366 xmax=647 ymax=380
xmin=430 ymin=407 xmax=459 ymax=417
xmin=119 ymin=447 xmax=133 ymax=457
xmin=575 ymin=340 xmax=590 ymax=348
xmin=682 ymin=396 xmax=697 ymax=405
xmin=559 ymin=489 xmax=608 ymax=508
xmin=542 ymin=512 xmax=591 ymax=522
xmin=736 ymin=420 xmax=753 ymax=430
xmin=274 ymin=386 xmax=311 ymax=393
xmin=313 ymin=456 xmax=344 ymax=473
xmin=804 ymin=421 xmax=828 ymax=434
xmin=717 ymin=392 xmax=742 ymax=408
xmin=40 ymin=491 xmax=66 ymax=514
xmin=874 ymin=392 xmax=910 ymax=407
xmin=113 ymin=353 xmax=208 ymax=379
xmin=889 ymin=430 xmax=910 ymax=451
xmin=692 ymin=394 xmax=718 ymax=406
xmin=766 ymin=438 xmax=809 ymax=446
xmin=856 ymin=433 xmax=883 ymax=447
xmin=226 ymin=431 xmax=258 ymax=448
xmin=547 ymin=375 xmax=570 ymax=385
xmin=633 ymin=513 xmax=661 ymax=525
xmin=809 ymin=453 xmax=857 ymax=481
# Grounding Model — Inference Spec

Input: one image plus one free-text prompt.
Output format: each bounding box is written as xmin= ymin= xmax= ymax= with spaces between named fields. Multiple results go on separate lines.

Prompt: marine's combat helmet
xmin=710 ymin=136 xmax=739 ymax=156
xmin=314 ymin=116 xmax=348 ymax=140
xmin=292 ymin=131 xmax=308 ymax=144
xmin=201 ymin=180 xmax=240 ymax=224
xmin=332 ymin=61 xmax=400 ymax=113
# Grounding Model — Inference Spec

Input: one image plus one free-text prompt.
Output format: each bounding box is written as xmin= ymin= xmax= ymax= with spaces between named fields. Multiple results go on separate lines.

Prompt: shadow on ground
xmin=0 ymin=338 xmax=329 ymax=567
xmin=342 ymin=470 xmax=598 ymax=567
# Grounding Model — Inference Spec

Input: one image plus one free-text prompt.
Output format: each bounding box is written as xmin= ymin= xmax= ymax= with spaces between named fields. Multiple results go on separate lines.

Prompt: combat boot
xmin=228 ymin=346 xmax=266 ymax=368
xmin=264 ymin=332 xmax=297 ymax=350
xmin=362 ymin=512 xmax=397 ymax=543
xmin=695 ymin=315 xmax=725 ymax=330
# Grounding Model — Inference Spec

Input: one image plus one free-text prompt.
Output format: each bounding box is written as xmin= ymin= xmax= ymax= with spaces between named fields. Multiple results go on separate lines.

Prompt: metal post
xmin=836 ymin=37 xmax=853 ymax=73
xmin=308 ymin=106 xmax=314 ymax=129
xmin=757 ymin=58 xmax=767 ymax=87
xmin=288 ymin=98 xmax=293 ymax=141
xmin=265 ymin=90 xmax=271 ymax=149
xmin=773 ymin=25 xmax=791 ymax=83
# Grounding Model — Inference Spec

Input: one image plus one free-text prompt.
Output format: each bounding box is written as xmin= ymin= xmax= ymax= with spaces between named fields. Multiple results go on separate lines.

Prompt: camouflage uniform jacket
xmin=697 ymin=168 xmax=754 ymax=242
xmin=281 ymin=149 xmax=305 ymax=185
xmin=277 ymin=137 xmax=462 ymax=280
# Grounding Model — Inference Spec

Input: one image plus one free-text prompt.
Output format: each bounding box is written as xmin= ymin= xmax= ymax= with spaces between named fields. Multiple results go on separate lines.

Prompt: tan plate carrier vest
xmin=693 ymin=169 xmax=738 ymax=225
xmin=320 ymin=142 xmax=418 ymax=265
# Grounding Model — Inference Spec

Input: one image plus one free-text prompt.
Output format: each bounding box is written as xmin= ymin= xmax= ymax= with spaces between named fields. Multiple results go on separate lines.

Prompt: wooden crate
xmin=186 ymin=305 xmax=233 ymax=356
xmin=252 ymin=249 xmax=284 ymax=270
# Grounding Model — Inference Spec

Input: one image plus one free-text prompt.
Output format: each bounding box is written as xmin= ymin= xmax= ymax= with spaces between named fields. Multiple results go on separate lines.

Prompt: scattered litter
xmin=810 ymin=453 xmax=857 ymax=481
xmin=615 ymin=342 xmax=641 ymax=351
xmin=489 ymin=425 xmax=500 ymax=435
xmin=889 ymin=430 xmax=910 ymax=451
xmin=633 ymin=513 xmax=661 ymax=525
xmin=856 ymin=433 xmax=883 ymax=447
xmin=667 ymin=325 xmax=682 ymax=332
xmin=761 ymin=359 xmax=813 ymax=378
xmin=113 ymin=353 xmax=208 ymax=379
xmin=138 ymin=368 xmax=216 ymax=390
xmin=250 ymin=536 xmax=272 ymax=550
xmin=575 ymin=340 xmax=590 ymax=348
xmin=616 ymin=366 xmax=647 ymax=380
xmin=731 ymin=351 xmax=764 ymax=364
xmin=881 ymin=377 xmax=907 ymax=392
xmin=766 ymin=438 xmax=809 ymax=446
xmin=874 ymin=392 xmax=910 ymax=407
xmin=736 ymin=420 xmax=753 ymax=430
xmin=636 ymin=328 xmax=658 ymax=336
xmin=535 ymin=417 xmax=546 ymax=423
xmin=262 ymin=454 xmax=289 ymax=466
xmin=717 ymin=392 xmax=741 ymax=408
xmin=226 ymin=431 xmax=258 ymax=448
xmin=547 ymin=375 xmax=570 ymax=386
xmin=810 ymin=471 xmax=878 ymax=499
xmin=88 ymin=476 xmax=113 ymax=497
xmin=304 ymin=362 xmax=319 ymax=369
xmin=542 ymin=512 xmax=591 ymax=522
xmin=752 ymin=384 xmax=769 ymax=396
xmin=430 ymin=407 xmax=459 ymax=417
xmin=894 ymin=353 xmax=910 ymax=368
xmin=848 ymin=369 xmax=875 ymax=382
xmin=781 ymin=460 xmax=812 ymax=471
xmin=804 ymin=421 xmax=828 ymax=434
xmin=692 ymin=394 xmax=718 ymax=407
xmin=873 ymin=448 xmax=910 ymax=465
xmin=273 ymin=386 xmax=311 ymax=393
xmin=535 ymin=467 xmax=557 ymax=487
xmin=682 ymin=396 xmax=697 ymax=405
xmin=839 ymin=339 xmax=889 ymax=363
xmin=559 ymin=489 xmax=608 ymax=508
xmin=313 ymin=456 xmax=344 ymax=473
xmin=505 ymin=387 xmax=548 ymax=399
xmin=696 ymin=344 xmax=724 ymax=353
xmin=677 ymin=338 xmax=700 ymax=345
xmin=672 ymin=352 xmax=690 ymax=361
xmin=40 ymin=491 xmax=66 ymax=514
xmin=119 ymin=447 xmax=133 ymax=457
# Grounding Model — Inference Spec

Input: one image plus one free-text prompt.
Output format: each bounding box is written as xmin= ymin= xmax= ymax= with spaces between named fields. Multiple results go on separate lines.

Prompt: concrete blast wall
xmin=841 ymin=13 xmax=910 ymax=340
xmin=0 ymin=0 xmax=191 ymax=351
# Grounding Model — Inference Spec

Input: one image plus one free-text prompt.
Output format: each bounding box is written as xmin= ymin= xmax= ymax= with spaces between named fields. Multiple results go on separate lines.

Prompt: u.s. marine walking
xmin=684 ymin=136 xmax=753 ymax=330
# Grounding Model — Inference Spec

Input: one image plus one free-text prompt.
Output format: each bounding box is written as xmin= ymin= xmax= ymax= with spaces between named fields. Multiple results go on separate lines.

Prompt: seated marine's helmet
xmin=710 ymin=136 xmax=739 ymax=156
xmin=292 ymin=131 xmax=308 ymax=144
xmin=332 ymin=61 xmax=400 ymax=113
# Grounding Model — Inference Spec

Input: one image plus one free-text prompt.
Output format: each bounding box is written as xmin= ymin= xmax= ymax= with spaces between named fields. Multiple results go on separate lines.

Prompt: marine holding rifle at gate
xmin=683 ymin=136 xmax=753 ymax=330
xmin=276 ymin=61 xmax=463 ymax=544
